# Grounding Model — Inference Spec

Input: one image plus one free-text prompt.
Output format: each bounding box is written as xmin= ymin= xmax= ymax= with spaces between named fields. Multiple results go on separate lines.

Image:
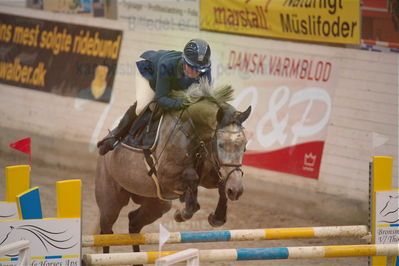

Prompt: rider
xmin=97 ymin=39 xmax=212 ymax=155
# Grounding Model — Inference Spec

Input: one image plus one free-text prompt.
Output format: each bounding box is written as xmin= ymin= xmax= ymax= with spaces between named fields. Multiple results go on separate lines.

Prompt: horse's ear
xmin=216 ymin=107 xmax=225 ymax=123
xmin=237 ymin=106 xmax=251 ymax=124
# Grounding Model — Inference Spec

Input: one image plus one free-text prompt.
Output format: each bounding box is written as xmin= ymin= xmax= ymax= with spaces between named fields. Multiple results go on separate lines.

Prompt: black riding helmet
xmin=182 ymin=39 xmax=211 ymax=73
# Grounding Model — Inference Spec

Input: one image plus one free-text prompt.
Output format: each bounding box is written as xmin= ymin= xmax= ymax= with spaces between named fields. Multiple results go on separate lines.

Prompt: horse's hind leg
xmin=95 ymin=160 xmax=130 ymax=253
xmin=128 ymin=196 xmax=172 ymax=259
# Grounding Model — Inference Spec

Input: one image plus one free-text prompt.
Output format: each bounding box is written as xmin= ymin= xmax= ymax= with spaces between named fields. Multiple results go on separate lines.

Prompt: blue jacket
xmin=136 ymin=50 xmax=212 ymax=110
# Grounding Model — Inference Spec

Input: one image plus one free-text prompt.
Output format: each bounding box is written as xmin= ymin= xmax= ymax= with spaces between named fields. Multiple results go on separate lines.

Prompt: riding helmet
xmin=182 ymin=39 xmax=211 ymax=73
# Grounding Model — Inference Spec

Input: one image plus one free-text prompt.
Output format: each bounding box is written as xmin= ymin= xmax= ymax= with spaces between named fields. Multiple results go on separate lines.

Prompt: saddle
xmin=121 ymin=103 xmax=163 ymax=151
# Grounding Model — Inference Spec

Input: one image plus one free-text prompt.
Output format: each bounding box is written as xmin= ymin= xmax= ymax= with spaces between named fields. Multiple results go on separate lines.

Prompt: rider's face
xmin=183 ymin=63 xmax=201 ymax=79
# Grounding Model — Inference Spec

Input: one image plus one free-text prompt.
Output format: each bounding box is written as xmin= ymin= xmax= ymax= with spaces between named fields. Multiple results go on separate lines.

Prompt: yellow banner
xmin=200 ymin=0 xmax=360 ymax=44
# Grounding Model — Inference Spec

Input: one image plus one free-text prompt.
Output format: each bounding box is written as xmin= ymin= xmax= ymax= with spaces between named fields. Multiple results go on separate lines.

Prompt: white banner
xmin=0 ymin=202 xmax=18 ymax=220
xmin=0 ymin=218 xmax=81 ymax=266
xmin=375 ymin=190 xmax=399 ymax=244
xmin=117 ymin=0 xmax=199 ymax=31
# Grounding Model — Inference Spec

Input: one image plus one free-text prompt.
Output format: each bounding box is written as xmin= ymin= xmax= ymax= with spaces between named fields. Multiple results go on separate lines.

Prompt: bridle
xmin=142 ymin=104 xmax=246 ymax=202
xmin=157 ymin=108 xmax=246 ymax=187
xmin=181 ymin=109 xmax=246 ymax=186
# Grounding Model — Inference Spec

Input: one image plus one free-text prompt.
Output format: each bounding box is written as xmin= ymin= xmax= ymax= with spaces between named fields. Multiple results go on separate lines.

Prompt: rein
xmin=155 ymin=107 xmax=244 ymax=189
xmin=155 ymin=109 xmax=185 ymax=163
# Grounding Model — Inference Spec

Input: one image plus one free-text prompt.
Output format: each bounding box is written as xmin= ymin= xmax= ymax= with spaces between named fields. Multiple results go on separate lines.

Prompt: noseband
xmin=215 ymin=162 xmax=244 ymax=185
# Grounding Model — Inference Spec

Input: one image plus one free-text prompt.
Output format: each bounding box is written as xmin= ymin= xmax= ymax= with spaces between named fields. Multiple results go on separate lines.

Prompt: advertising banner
xmin=44 ymin=0 xmax=93 ymax=15
xmin=0 ymin=218 xmax=81 ymax=266
xmin=211 ymin=44 xmax=339 ymax=179
xmin=200 ymin=0 xmax=360 ymax=44
xmin=117 ymin=0 xmax=198 ymax=31
xmin=0 ymin=13 xmax=122 ymax=103
xmin=375 ymin=190 xmax=399 ymax=244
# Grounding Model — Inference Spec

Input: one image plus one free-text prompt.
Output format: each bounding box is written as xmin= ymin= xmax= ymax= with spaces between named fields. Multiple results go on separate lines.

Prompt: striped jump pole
xmin=82 ymin=225 xmax=368 ymax=247
xmin=83 ymin=244 xmax=399 ymax=265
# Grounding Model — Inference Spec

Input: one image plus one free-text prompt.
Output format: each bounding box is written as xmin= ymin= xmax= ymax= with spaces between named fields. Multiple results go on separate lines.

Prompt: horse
xmin=95 ymin=83 xmax=251 ymax=260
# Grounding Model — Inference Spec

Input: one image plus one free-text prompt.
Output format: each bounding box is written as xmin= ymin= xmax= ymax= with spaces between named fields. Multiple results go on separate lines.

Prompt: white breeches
xmin=135 ymin=70 xmax=155 ymax=115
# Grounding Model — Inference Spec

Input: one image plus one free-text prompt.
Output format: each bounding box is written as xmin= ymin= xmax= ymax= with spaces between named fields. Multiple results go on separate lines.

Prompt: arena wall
xmin=0 ymin=5 xmax=397 ymax=223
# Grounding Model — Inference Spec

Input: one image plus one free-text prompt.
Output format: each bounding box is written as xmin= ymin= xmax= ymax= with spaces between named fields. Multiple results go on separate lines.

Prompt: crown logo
xmin=304 ymin=153 xmax=317 ymax=167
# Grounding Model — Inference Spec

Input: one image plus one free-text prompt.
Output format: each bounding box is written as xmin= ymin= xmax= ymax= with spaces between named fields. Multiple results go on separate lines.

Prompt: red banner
xmin=244 ymin=141 xmax=324 ymax=179
xmin=362 ymin=0 xmax=388 ymax=9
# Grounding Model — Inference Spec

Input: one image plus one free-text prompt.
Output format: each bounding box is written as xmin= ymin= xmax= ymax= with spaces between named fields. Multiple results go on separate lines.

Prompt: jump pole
xmin=83 ymin=244 xmax=399 ymax=265
xmin=82 ymin=225 xmax=368 ymax=247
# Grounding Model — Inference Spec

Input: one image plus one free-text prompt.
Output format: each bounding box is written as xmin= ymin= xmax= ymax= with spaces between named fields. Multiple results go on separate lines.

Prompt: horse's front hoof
xmin=174 ymin=209 xmax=190 ymax=222
xmin=208 ymin=212 xmax=226 ymax=227
xmin=174 ymin=209 xmax=185 ymax=222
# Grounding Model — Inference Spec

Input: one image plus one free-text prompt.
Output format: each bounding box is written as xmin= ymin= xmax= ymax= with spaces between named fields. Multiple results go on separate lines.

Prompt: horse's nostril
xmin=227 ymin=188 xmax=243 ymax=200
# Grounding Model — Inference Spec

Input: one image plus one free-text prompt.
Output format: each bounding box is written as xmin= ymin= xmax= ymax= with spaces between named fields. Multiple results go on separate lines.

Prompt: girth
xmin=121 ymin=106 xmax=186 ymax=201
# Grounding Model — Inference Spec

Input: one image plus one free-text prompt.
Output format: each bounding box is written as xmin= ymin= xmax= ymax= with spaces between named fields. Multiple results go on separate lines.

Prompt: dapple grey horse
xmin=95 ymin=88 xmax=251 ymax=262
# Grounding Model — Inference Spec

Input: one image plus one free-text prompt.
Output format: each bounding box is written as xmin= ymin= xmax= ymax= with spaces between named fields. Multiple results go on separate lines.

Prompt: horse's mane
xmin=169 ymin=77 xmax=234 ymax=106
xmin=169 ymin=77 xmax=235 ymax=139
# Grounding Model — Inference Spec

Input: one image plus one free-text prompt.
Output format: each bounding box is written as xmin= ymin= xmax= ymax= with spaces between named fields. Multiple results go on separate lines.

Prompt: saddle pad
xmin=122 ymin=109 xmax=163 ymax=151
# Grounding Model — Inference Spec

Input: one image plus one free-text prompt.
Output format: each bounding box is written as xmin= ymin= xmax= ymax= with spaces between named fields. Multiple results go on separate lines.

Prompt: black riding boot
xmin=97 ymin=102 xmax=137 ymax=155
